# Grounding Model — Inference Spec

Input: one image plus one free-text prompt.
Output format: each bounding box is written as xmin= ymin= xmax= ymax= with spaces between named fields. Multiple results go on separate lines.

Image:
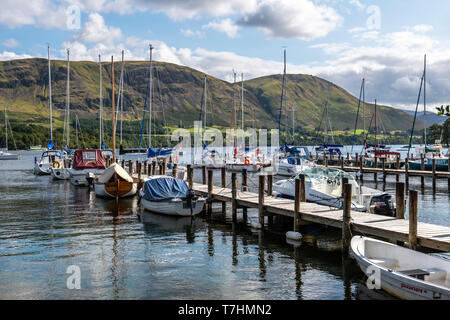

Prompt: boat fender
xmin=52 ymin=161 xmax=61 ymax=169
xmin=286 ymin=231 xmax=303 ymax=241
xmin=250 ymin=221 xmax=262 ymax=229
xmin=244 ymin=158 xmax=250 ymax=165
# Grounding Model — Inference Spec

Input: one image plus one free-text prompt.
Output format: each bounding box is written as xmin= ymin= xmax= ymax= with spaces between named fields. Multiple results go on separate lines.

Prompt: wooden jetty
xmin=117 ymin=158 xmax=450 ymax=252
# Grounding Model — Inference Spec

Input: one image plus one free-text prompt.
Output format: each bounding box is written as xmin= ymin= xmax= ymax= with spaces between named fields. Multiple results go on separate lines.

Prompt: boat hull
xmin=350 ymin=236 xmax=450 ymax=300
xmin=94 ymin=182 xmax=137 ymax=198
xmin=0 ymin=153 xmax=19 ymax=160
xmin=409 ymin=161 xmax=448 ymax=172
xmin=33 ymin=162 xmax=51 ymax=175
xmin=51 ymin=168 xmax=70 ymax=180
xmin=68 ymin=169 xmax=104 ymax=187
xmin=141 ymin=197 xmax=205 ymax=216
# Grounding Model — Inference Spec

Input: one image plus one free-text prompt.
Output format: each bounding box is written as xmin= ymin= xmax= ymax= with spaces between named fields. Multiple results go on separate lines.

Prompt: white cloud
xmin=0 ymin=51 xmax=32 ymax=60
xmin=74 ymin=12 xmax=122 ymax=44
xmin=180 ymin=29 xmax=204 ymax=38
xmin=237 ymin=0 xmax=342 ymax=40
xmin=3 ymin=39 xmax=20 ymax=48
xmin=202 ymin=19 xmax=239 ymax=38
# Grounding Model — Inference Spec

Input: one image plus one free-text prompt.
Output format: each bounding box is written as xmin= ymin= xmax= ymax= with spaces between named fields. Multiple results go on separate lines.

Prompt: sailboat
xmin=408 ymin=55 xmax=448 ymax=171
xmin=51 ymin=49 xmax=71 ymax=180
xmin=0 ymin=106 xmax=19 ymax=160
xmin=94 ymin=55 xmax=137 ymax=198
xmin=34 ymin=45 xmax=64 ymax=175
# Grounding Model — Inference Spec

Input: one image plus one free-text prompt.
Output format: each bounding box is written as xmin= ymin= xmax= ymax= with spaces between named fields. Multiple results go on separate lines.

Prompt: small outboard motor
xmin=85 ymin=172 xmax=95 ymax=189
xmin=369 ymin=194 xmax=396 ymax=217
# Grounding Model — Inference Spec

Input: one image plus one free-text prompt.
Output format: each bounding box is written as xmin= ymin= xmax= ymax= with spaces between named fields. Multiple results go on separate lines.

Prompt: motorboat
xmin=277 ymin=156 xmax=316 ymax=177
xmin=139 ymin=176 xmax=205 ymax=216
xmin=67 ymin=149 xmax=106 ymax=186
xmin=273 ymin=167 xmax=396 ymax=215
xmin=409 ymin=145 xmax=448 ymax=171
xmin=350 ymin=236 xmax=450 ymax=300
xmin=33 ymin=150 xmax=64 ymax=175
xmin=94 ymin=162 xmax=137 ymax=198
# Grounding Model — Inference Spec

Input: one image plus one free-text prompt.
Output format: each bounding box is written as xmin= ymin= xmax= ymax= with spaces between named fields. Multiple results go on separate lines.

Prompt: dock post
xmin=324 ymin=154 xmax=328 ymax=167
xmin=359 ymin=155 xmax=364 ymax=182
xmin=355 ymin=153 xmax=359 ymax=168
xmin=128 ymin=160 xmax=133 ymax=175
xmin=258 ymin=175 xmax=265 ymax=228
xmin=158 ymin=161 xmax=163 ymax=175
xmin=299 ymin=174 xmax=306 ymax=202
xmin=231 ymin=172 xmax=237 ymax=222
xmin=432 ymin=158 xmax=436 ymax=192
xmin=374 ymin=157 xmax=378 ymax=181
xmin=221 ymin=167 xmax=226 ymax=217
xmin=294 ymin=177 xmax=300 ymax=232
xmin=341 ymin=156 xmax=344 ymax=170
xmin=408 ymin=190 xmax=418 ymax=250
xmin=121 ymin=159 xmax=125 ymax=169
xmin=341 ymin=177 xmax=349 ymax=198
xmin=342 ymin=183 xmax=352 ymax=257
xmin=241 ymin=168 xmax=248 ymax=220
xmin=396 ymin=155 xmax=400 ymax=182
xmin=172 ymin=163 xmax=178 ymax=179
xmin=395 ymin=182 xmax=405 ymax=219
xmin=187 ymin=164 xmax=193 ymax=189
xmin=241 ymin=169 xmax=248 ymax=192
xmin=144 ymin=160 xmax=148 ymax=175
xmin=405 ymin=158 xmax=409 ymax=189
xmin=202 ymin=165 xmax=207 ymax=185
xmin=207 ymin=169 xmax=213 ymax=215
xmin=420 ymin=154 xmax=425 ymax=188
xmin=152 ymin=160 xmax=156 ymax=176
xmin=382 ymin=158 xmax=386 ymax=183
xmin=448 ymin=153 xmax=450 ymax=192
xmin=267 ymin=174 xmax=273 ymax=196
xmin=137 ymin=162 xmax=142 ymax=181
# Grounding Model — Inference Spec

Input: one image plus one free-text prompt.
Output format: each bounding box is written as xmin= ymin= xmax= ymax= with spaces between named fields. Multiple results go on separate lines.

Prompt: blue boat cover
xmin=143 ymin=177 xmax=189 ymax=202
xmin=47 ymin=140 xmax=54 ymax=150
xmin=147 ymin=147 xmax=173 ymax=158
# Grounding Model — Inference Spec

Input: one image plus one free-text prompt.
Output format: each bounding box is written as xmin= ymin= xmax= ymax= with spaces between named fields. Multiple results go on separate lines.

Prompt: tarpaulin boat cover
xmin=73 ymin=149 xmax=106 ymax=170
xmin=98 ymin=163 xmax=133 ymax=183
xmin=147 ymin=147 xmax=173 ymax=158
xmin=143 ymin=177 xmax=189 ymax=202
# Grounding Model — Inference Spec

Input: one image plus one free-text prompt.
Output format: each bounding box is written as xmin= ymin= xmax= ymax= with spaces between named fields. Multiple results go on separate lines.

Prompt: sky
xmin=1 ymin=0 xmax=450 ymax=111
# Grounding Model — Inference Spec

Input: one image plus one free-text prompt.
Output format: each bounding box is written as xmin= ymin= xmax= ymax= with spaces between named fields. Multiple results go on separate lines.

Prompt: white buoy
xmin=250 ymin=221 xmax=262 ymax=229
xmin=286 ymin=231 xmax=302 ymax=241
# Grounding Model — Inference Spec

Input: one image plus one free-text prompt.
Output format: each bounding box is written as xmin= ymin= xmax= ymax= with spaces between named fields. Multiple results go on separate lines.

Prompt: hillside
xmin=0 ymin=58 xmax=423 ymax=148
xmin=401 ymin=109 xmax=448 ymax=127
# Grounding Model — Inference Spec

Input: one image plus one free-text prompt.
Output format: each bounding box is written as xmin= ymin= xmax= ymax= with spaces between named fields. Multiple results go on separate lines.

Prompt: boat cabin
xmin=72 ymin=149 xmax=106 ymax=170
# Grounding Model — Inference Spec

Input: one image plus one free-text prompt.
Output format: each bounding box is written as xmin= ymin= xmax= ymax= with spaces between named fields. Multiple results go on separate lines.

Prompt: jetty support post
xmin=432 ymin=158 xmax=436 ymax=192
xmin=374 ymin=157 xmax=378 ymax=181
xmin=258 ymin=175 xmax=265 ymax=228
xmin=172 ymin=163 xmax=178 ymax=179
xmin=341 ymin=177 xmax=349 ymax=198
xmin=143 ymin=160 xmax=148 ymax=175
xmin=267 ymin=174 xmax=273 ymax=196
xmin=187 ymin=164 xmax=193 ymax=189
xmin=359 ymin=155 xmax=364 ymax=182
xmin=341 ymin=156 xmax=344 ymax=170
xmin=128 ymin=160 xmax=133 ymax=175
xmin=231 ymin=172 xmax=237 ymax=222
xmin=299 ymin=174 xmax=306 ymax=202
xmin=420 ymin=154 xmax=425 ymax=188
xmin=137 ymin=162 xmax=142 ymax=181
xmin=408 ymin=190 xmax=418 ymax=250
xmin=151 ymin=160 xmax=156 ymax=176
xmin=241 ymin=169 xmax=248 ymax=192
xmin=202 ymin=165 xmax=207 ymax=185
xmin=207 ymin=169 xmax=213 ymax=215
xmin=294 ymin=177 xmax=301 ymax=232
xmin=162 ymin=158 xmax=167 ymax=175
xmin=221 ymin=167 xmax=226 ymax=217
xmin=355 ymin=153 xmax=359 ymax=168
xmin=395 ymin=182 xmax=405 ymax=219
xmin=448 ymin=153 xmax=450 ymax=192
xmin=405 ymin=158 xmax=409 ymax=189
xmin=382 ymin=157 xmax=386 ymax=183
xmin=396 ymin=155 xmax=400 ymax=182
xmin=324 ymin=154 xmax=328 ymax=167
xmin=342 ymin=183 xmax=352 ymax=257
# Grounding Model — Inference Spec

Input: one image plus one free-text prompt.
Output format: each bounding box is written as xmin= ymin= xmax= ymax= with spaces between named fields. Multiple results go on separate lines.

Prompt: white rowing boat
xmin=350 ymin=236 xmax=450 ymax=300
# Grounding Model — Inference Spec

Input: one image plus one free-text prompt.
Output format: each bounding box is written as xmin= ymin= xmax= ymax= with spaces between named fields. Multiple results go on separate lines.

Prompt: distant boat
xmin=350 ymin=236 xmax=450 ymax=300
xmin=139 ymin=176 xmax=205 ymax=216
xmin=0 ymin=106 xmax=19 ymax=160
xmin=33 ymin=150 xmax=64 ymax=175
xmin=29 ymin=145 xmax=45 ymax=151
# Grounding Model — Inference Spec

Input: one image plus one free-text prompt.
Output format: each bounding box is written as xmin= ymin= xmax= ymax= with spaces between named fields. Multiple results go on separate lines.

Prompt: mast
xmin=423 ymin=54 xmax=427 ymax=145
xmin=374 ymin=99 xmax=377 ymax=155
xmin=149 ymin=44 xmax=153 ymax=148
xmin=278 ymin=48 xmax=287 ymax=137
xmin=291 ymin=107 xmax=295 ymax=144
xmin=99 ymin=54 xmax=103 ymax=149
xmin=362 ymin=78 xmax=366 ymax=134
xmin=325 ymin=85 xmax=330 ymax=143
xmin=66 ymin=49 xmax=70 ymax=148
xmin=120 ymin=50 xmax=124 ymax=146
xmin=112 ymin=56 xmax=116 ymax=163
xmin=241 ymin=73 xmax=244 ymax=131
xmin=203 ymin=75 xmax=207 ymax=131
xmin=47 ymin=45 xmax=53 ymax=147
xmin=4 ymin=106 xmax=7 ymax=151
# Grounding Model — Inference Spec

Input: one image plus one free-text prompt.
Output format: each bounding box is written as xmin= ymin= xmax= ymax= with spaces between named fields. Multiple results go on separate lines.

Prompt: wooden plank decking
xmin=192 ymin=183 xmax=450 ymax=252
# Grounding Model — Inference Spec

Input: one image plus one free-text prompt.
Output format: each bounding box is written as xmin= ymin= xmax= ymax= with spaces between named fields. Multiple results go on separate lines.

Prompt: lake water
xmin=0 ymin=150 xmax=448 ymax=300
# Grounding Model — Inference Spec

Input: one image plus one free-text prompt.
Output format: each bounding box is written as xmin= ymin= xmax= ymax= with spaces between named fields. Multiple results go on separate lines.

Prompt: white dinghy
xmin=94 ymin=163 xmax=137 ymax=198
xmin=350 ymin=236 xmax=450 ymax=300
xmin=139 ymin=176 xmax=205 ymax=217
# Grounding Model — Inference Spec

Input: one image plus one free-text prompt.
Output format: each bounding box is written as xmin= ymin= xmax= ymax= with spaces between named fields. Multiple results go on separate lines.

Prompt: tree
xmin=436 ymin=105 xmax=450 ymax=116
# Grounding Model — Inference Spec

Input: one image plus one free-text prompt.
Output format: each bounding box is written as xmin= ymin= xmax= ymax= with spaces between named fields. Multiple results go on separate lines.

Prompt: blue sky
xmin=1 ymin=0 xmax=449 ymax=110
